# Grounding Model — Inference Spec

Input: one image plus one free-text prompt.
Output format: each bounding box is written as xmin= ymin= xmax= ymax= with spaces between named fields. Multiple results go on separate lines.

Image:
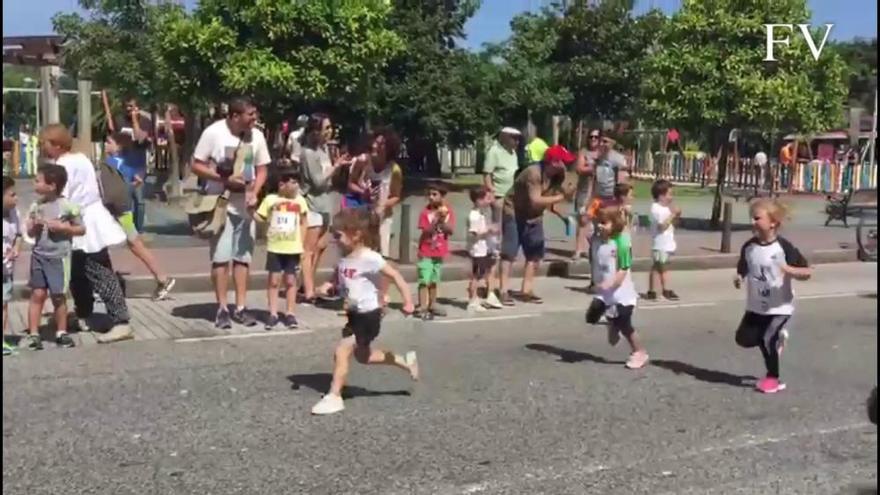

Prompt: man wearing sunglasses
xmin=572 ymin=129 xmax=602 ymax=259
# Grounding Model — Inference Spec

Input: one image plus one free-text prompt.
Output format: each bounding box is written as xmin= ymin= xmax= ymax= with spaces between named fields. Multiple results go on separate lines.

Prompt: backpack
xmin=97 ymin=160 xmax=130 ymax=216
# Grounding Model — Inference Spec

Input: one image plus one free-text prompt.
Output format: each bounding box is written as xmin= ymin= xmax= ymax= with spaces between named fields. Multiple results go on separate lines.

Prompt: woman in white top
xmin=39 ymin=124 xmax=133 ymax=343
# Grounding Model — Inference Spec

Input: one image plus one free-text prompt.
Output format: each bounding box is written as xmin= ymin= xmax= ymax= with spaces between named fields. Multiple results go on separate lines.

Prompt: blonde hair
xmin=750 ymin=198 xmax=791 ymax=226
xmin=39 ymin=124 xmax=73 ymax=152
xmin=596 ymin=206 xmax=627 ymax=236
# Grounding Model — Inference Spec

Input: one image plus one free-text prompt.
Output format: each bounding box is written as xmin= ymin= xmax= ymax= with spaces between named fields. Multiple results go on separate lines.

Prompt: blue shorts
xmin=500 ymin=214 xmax=545 ymax=262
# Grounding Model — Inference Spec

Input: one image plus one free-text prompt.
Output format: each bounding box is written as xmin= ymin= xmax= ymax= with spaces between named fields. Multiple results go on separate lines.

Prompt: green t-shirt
xmin=483 ymin=142 xmax=519 ymax=198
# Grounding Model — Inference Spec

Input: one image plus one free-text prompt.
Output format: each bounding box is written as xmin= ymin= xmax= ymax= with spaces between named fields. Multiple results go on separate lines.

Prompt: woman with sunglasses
xmin=572 ymin=129 xmax=602 ymax=260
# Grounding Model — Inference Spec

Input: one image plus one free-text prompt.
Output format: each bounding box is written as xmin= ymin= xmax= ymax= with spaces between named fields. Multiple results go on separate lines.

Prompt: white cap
xmin=500 ymin=127 xmax=522 ymax=136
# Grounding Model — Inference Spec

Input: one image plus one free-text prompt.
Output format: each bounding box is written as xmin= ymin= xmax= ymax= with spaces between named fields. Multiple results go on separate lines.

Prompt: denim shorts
xmin=500 ymin=214 xmax=545 ymax=262
xmin=210 ymin=212 xmax=255 ymax=265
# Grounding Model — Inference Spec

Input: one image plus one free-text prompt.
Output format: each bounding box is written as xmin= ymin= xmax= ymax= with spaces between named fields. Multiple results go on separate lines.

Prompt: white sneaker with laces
xmin=405 ymin=351 xmax=419 ymax=381
xmin=467 ymin=300 xmax=487 ymax=313
xmin=483 ymin=292 xmax=504 ymax=309
xmin=311 ymin=393 xmax=345 ymax=415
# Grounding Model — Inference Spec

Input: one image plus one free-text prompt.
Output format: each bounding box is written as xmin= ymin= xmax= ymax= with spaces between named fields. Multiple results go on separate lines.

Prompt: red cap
xmin=544 ymin=144 xmax=576 ymax=164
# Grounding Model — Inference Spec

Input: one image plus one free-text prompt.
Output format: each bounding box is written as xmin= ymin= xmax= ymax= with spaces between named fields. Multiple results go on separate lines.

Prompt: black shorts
xmin=342 ymin=309 xmax=382 ymax=347
xmin=608 ymin=304 xmax=635 ymax=336
xmin=266 ymin=252 xmax=301 ymax=275
xmin=735 ymin=311 xmax=789 ymax=348
xmin=471 ymin=256 xmax=495 ymax=279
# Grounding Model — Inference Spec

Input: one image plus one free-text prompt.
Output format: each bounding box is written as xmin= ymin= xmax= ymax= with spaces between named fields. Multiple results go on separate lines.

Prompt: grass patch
xmin=631 ymin=179 xmax=713 ymax=199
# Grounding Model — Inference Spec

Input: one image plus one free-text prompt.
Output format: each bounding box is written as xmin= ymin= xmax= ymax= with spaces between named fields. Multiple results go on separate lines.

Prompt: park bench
xmin=825 ymin=188 xmax=877 ymax=227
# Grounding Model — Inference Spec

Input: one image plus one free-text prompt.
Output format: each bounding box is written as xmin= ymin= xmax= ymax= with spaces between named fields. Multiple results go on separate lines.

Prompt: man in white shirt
xmin=191 ymin=97 xmax=271 ymax=329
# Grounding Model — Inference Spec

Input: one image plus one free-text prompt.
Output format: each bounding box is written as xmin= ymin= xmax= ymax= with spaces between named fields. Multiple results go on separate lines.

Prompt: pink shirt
xmin=418 ymin=205 xmax=456 ymax=258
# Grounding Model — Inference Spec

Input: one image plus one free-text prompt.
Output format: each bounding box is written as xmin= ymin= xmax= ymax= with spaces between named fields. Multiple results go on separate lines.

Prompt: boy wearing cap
xmin=499 ymin=145 xmax=576 ymax=305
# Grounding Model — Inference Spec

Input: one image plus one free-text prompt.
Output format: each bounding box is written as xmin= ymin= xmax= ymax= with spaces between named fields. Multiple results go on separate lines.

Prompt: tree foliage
xmin=554 ymin=0 xmax=665 ymax=123
xmin=834 ymin=38 xmax=878 ymax=109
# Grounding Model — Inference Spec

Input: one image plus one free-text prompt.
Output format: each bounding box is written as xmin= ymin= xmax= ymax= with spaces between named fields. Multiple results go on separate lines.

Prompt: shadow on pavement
xmin=651 ymin=359 xmax=756 ymax=388
xmin=525 ymin=343 xmax=626 ymax=365
xmin=172 ymin=303 xmax=221 ymax=322
xmin=286 ymin=373 xmax=411 ymax=400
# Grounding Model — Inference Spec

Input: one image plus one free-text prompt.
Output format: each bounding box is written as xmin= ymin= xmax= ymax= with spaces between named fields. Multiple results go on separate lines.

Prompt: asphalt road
xmin=3 ymin=294 xmax=877 ymax=494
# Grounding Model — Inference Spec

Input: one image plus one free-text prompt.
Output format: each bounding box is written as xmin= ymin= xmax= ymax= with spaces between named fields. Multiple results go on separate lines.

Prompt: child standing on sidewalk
xmin=646 ymin=179 xmax=681 ymax=301
xmin=416 ymin=182 xmax=455 ymax=320
xmin=25 ymin=165 xmax=85 ymax=350
xmin=586 ymin=207 xmax=649 ymax=369
xmin=3 ymin=176 xmax=22 ymax=356
xmin=255 ymin=170 xmax=310 ymax=329
xmin=466 ymin=186 xmax=503 ymax=312
xmin=734 ymin=198 xmax=810 ymax=394
xmin=311 ymin=209 xmax=417 ymax=415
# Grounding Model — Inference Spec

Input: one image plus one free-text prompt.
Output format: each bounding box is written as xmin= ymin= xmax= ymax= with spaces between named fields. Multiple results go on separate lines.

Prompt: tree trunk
xmin=710 ymin=130 xmax=729 ymax=227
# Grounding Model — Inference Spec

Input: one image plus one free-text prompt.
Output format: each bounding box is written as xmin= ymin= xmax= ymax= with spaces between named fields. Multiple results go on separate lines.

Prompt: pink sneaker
xmin=755 ymin=376 xmax=787 ymax=394
xmin=625 ymin=351 xmax=649 ymax=369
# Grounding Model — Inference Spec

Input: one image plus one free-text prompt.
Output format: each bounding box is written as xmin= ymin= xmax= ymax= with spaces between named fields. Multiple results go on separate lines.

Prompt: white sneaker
xmin=467 ymin=300 xmax=487 ymax=313
xmin=404 ymin=351 xmax=419 ymax=381
xmin=75 ymin=318 xmax=92 ymax=333
xmin=96 ymin=324 xmax=134 ymax=344
xmin=311 ymin=393 xmax=345 ymax=415
xmin=483 ymin=292 xmax=503 ymax=309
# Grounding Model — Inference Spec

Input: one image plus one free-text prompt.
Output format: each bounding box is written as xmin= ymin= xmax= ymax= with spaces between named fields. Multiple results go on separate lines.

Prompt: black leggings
xmin=70 ymin=249 xmax=130 ymax=325
xmin=736 ymin=312 xmax=789 ymax=378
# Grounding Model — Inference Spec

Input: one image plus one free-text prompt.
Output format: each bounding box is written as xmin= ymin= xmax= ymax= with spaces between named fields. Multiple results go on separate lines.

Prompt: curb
xmin=11 ymin=249 xmax=859 ymax=299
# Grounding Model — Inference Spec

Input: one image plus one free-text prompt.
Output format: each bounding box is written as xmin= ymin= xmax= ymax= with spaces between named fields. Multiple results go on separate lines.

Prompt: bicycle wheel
xmin=856 ymin=210 xmax=878 ymax=262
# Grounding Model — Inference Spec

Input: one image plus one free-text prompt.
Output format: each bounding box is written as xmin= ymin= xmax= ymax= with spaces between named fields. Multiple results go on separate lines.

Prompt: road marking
xmin=640 ymin=302 xmax=717 ymax=310
xmin=798 ymin=291 xmax=869 ymax=300
xmin=176 ymin=329 xmax=314 ymax=343
xmin=430 ymin=314 xmax=540 ymax=324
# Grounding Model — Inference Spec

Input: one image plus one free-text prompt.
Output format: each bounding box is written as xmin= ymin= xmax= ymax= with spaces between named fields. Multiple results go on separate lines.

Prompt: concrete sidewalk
xmin=4 ymin=262 xmax=875 ymax=348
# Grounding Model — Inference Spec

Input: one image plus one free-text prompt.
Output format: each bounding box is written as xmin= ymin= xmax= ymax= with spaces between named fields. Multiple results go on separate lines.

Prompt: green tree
xmin=373 ymin=0 xmax=496 ymax=175
xmin=554 ymin=0 xmax=665 ymax=124
xmin=834 ymin=38 xmax=878 ymax=109
xmin=640 ymin=0 xmax=848 ymax=224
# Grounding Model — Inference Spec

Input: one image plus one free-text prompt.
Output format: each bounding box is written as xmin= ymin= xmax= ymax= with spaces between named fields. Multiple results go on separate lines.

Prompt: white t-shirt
xmin=57 ymin=152 xmax=102 ymax=208
xmin=649 ymin=202 xmax=677 ymax=252
xmin=193 ymin=120 xmax=271 ymax=215
xmin=286 ymin=128 xmax=304 ymax=163
xmin=467 ymin=208 xmax=492 ymax=257
xmin=337 ymin=248 xmax=387 ymax=313
xmin=594 ymin=235 xmax=638 ymax=307
xmin=3 ymin=209 xmax=20 ymax=279
xmin=737 ymin=237 xmax=807 ymax=315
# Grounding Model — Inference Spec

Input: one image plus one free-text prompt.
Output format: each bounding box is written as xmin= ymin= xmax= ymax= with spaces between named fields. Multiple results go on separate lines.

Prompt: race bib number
xmin=270 ymin=211 xmax=299 ymax=235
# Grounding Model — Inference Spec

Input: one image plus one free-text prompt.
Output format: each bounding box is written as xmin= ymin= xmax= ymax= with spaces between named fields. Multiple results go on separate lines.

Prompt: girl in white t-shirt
xmin=311 ymin=209 xmax=418 ymax=416
xmin=734 ymin=199 xmax=811 ymax=394
xmin=646 ymin=180 xmax=681 ymax=301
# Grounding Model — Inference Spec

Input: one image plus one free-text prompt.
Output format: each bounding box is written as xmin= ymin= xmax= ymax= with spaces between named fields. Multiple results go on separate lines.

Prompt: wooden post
xmin=76 ymin=79 xmax=93 ymax=161
xmin=398 ymin=204 xmax=413 ymax=264
xmin=720 ymin=200 xmax=733 ymax=253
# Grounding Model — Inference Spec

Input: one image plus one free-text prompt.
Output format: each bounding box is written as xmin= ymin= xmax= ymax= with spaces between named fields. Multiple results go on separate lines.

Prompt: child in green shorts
xmin=416 ymin=183 xmax=455 ymax=320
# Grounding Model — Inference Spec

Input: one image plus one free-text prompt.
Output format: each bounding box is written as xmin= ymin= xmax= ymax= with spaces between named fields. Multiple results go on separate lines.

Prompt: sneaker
xmin=625 ymin=351 xmax=649 ymax=369
xmin=662 ymin=290 xmax=680 ymax=301
xmin=3 ymin=340 xmax=16 ymax=356
xmin=607 ymin=325 xmax=621 ymax=347
xmin=215 ymin=309 xmax=232 ymax=330
xmin=232 ymin=308 xmax=257 ymax=327
xmin=467 ymin=300 xmax=487 ymax=313
xmin=265 ymin=314 xmax=280 ymax=331
xmin=404 ymin=351 xmax=419 ymax=381
xmin=283 ymin=314 xmax=299 ymax=329
xmin=429 ymin=306 xmax=447 ymax=318
xmin=500 ymin=293 xmax=516 ymax=306
xmin=311 ymin=393 xmax=345 ymax=415
xmin=55 ymin=333 xmax=76 ymax=348
xmin=755 ymin=376 xmax=787 ymax=394
xmin=300 ymin=296 xmax=317 ymax=306
xmin=643 ymin=291 xmax=658 ymax=301
xmin=96 ymin=324 xmax=134 ymax=344
xmin=484 ymin=292 xmax=504 ymax=309
xmin=73 ymin=317 xmax=92 ymax=333
xmin=153 ymin=277 xmax=177 ymax=301
xmin=521 ymin=293 xmax=544 ymax=304
xmin=27 ymin=334 xmax=43 ymax=351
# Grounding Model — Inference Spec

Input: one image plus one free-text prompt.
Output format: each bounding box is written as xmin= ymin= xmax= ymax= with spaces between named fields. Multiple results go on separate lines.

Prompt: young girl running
xmin=586 ymin=206 xmax=648 ymax=369
xmin=734 ymin=199 xmax=811 ymax=394
xmin=311 ymin=209 xmax=418 ymax=416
